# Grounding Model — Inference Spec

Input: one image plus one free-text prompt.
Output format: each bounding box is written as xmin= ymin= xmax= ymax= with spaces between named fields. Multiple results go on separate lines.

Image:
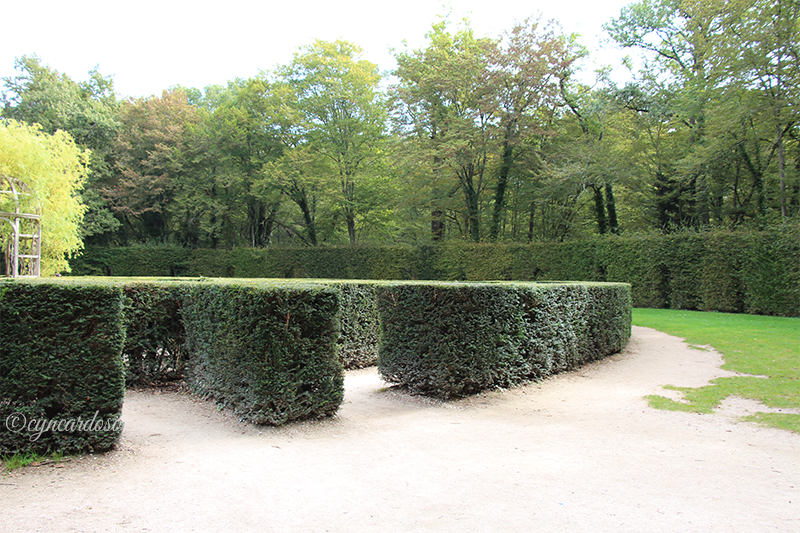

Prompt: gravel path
xmin=2 ymin=326 xmax=798 ymax=532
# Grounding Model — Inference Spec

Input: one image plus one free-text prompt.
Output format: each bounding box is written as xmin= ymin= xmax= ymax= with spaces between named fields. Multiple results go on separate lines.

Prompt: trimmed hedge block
xmin=122 ymin=282 xmax=187 ymax=385
xmin=0 ymin=280 xmax=126 ymax=454
xmin=181 ymin=281 xmax=344 ymax=425
xmin=334 ymin=283 xmax=380 ymax=369
xmin=376 ymin=282 xmax=631 ymax=399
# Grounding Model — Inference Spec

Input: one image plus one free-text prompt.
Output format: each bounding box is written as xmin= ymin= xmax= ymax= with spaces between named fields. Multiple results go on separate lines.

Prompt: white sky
xmin=1 ymin=0 xmax=634 ymax=99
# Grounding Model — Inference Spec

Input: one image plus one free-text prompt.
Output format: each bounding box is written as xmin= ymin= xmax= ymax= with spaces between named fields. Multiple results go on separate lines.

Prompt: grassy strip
xmin=633 ymin=308 xmax=800 ymax=433
xmin=1 ymin=451 xmax=66 ymax=471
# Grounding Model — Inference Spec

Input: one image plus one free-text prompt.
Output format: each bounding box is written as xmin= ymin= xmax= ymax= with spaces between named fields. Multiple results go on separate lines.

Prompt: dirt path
xmin=2 ymin=326 xmax=799 ymax=532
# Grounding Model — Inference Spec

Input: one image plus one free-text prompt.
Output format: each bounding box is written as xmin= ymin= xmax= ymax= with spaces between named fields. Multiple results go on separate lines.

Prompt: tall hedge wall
xmin=70 ymin=226 xmax=799 ymax=316
xmin=0 ymin=281 xmax=126 ymax=455
xmin=0 ymin=278 xmax=349 ymax=455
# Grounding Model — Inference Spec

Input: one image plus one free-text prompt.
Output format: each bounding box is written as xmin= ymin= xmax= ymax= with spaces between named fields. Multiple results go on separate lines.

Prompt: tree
xmin=277 ymin=40 xmax=387 ymax=244
xmin=1 ymin=56 xmax=118 ymax=148
xmin=392 ymin=17 xmax=581 ymax=242
xmin=486 ymin=17 xmax=576 ymax=240
xmin=702 ymin=0 xmax=799 ymax=221
xmin=0 ymin=120 xmax=87 ymax=275
xmin=605 ymin=0 xmax=800 ymax=228
xmin=261 ymin=147 xmax=328 ymax=245
xmin=206 ymin=79 xmax=285 ymax=247
xmin=107 ymin=89 xmax=202 ymax=242
xmin=1 ymin=56 xmax=121 ymax=242
xmin=393 ymin=20 xmax=497 ymax=242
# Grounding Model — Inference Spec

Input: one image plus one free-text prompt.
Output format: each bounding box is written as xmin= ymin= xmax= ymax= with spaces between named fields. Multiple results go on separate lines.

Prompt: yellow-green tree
xmin=0 ymin=120 xmax=87 ymax=275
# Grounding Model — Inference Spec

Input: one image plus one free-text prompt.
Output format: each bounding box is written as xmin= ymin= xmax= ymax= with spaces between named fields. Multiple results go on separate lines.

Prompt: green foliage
xmin=1 ymin=56 xmax=121 ymax=243
xmin=376 ymin=282 xmax=631 ymax=398
xmin=596 ymin=234 xmax=669 ymax=308
xmin=4 ymin=7 xmax=799 ymax=248
xmin=1 ymin=56 xmax=118 ymax=150
xmin=0 ymin=120 xmax=88 ymax=275
xmin=0 ymin=277 xmax=354 ymax=455
xmin=181 ymin=280 xmax=344 ymax=425
xmin=634 ymin=308 xmax=800 ymax=433
xmin=122 ymin=283 xmax=186 ymax=385
xmin=108 ymin=89 xmax=205 ymax=243
xmin=332 ymin=283 xmax=380 ymax=369
xmin=0 ymin=280 xmax=126 ymax=454
xmin=70 ymin=244 xmax=193 ymax=276
xmin=0 ymin=276 xmax=635 ymax=455
xmin=605 ymin=0 xmax=800 ymax=229
xmin=71 ymin=244 xmax=422 ymax=280
xmin=275 ymin=40 xmax=388 ymax=245
xmin=69 ymin=225 xmax=800 ymax=316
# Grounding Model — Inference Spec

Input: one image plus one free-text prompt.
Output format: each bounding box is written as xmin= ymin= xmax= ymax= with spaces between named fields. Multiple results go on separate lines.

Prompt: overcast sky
xmin=1 ymin=0 xmax=635 ymax=99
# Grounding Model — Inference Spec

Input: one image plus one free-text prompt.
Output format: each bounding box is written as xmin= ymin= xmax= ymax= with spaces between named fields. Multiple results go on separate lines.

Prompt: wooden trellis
xmin=0 ymin=176 xmax=41 ymax=278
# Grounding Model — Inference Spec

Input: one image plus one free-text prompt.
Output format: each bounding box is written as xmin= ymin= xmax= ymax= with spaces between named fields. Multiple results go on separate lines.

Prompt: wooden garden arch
xmin=0 ymin=175 xmax=41 ymax=277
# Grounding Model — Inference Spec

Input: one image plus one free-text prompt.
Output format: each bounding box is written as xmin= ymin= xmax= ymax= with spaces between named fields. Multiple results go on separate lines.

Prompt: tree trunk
xmin=778 ymin=124 xmax=787 ymax=218
xmin=605 ymin=182 xmax=619 ymax=234
xmin=247 ymin=201 xmax=267 ymax=247
xmin=431 ymin=210 xmax=445 ymax=241
xmin=347 ymin=214 xmax=356 ymax=245
xmin=737 ymin=143 xmax=766 ymax=222
xmin=466 ymin=189 xmax=480 ymax=242
xmin=655 ymin=171 xmax=680 ymax=230
xmin=527 ymin=202 xmax=535 ymax=243
xmin=295 ymin=191 xmax=317 ymax=246
xmin=342 ymin=171 xmax=356 ymax=245
xmin=490 ymin=139 xmax=514 ymax=241
xmin=459 ymin=167 xmax=481 ymax=242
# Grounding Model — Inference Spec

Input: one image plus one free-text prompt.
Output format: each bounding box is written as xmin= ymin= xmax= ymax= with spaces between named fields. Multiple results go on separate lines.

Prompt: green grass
xmin=633 ymin=308 xmax=800 ymax=433
xmin=1 ymin=451 xmax=66 ymax=471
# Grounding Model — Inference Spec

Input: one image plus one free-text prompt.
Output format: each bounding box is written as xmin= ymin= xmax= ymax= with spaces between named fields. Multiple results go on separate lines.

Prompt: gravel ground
xmin=2 ymin=325 xmax=798 ymax=532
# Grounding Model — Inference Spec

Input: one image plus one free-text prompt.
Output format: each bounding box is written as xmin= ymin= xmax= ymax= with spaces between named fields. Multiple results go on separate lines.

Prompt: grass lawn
xmin=632 ymin=308 xmax=800 ymax=433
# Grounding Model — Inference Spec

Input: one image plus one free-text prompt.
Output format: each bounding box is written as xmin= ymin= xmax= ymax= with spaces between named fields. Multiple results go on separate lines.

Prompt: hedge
xmin=333 ymin=283 xmax=381 ymax=369
xmin=120 ymin=280 xmax=377 ymax=386
xmin=180 ymin=280 xmax=344 ymax=425
xmin=0 ymin=280 xmax=126 ymax=455
xmin=0 ymin=277 xmax=633 ymax=454
xmin=0 ymin=278 xmax=347 ymax=455
xmin=69 ymin=225 xmax=800 ymax=316
xmin=122 ymin=282 xmax=186 ymax=385
xmin=376 ymin=282 xmax=631 ymax=398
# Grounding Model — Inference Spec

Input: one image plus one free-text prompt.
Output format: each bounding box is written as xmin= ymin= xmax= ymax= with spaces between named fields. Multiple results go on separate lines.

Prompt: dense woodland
xmin=2 ymin=0 xmax=798 ymax=249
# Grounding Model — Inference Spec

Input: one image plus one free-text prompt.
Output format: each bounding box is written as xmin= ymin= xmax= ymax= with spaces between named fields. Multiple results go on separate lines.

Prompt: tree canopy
xmin=1 ymin=3 xmax=797 ymax=254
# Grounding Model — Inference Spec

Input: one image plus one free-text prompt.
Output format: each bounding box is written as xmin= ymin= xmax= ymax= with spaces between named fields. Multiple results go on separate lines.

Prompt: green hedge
xmin=70 ymin=246 xmax=193 ymax=277
xmin=122 ymin=283 xmax=186 ymax=385
xmin=0 ymin=277 xmax=634 ymax=455
xmin=69 ymin=226 xmax=800 ymax=316
xmin=0 ymin=281 xmax=126 ymax=455
xmin=122 ymin=280 xmax=380 ymax=377
xmin=376 ymin=282 xmax=631 ymax=398
xmin=180 ymin=281 xmax=344 ymax=425
xmin=333 ymin=283 xmax=381 ymax=369
xmin=0 ymin=278 xmax=348 ymax=455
